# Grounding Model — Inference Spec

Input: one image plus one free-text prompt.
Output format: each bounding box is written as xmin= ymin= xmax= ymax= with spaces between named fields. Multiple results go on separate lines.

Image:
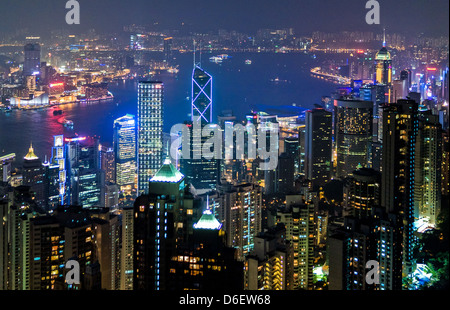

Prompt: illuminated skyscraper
xmin=137 ymin=81 xmax=164 ymax=195
xmin=382 ymin=99 xmax=419 ymax=274
xmin=374 ymin=32 xmax=392 ymax=84
xmin=133 ymin=158 xmax=189 ymax=290
xmin=305 ymin=108 xmax=332 ymax=190
xmin=217 ymin=182 xmax=262 ymax=261
xmin=180 ymin=64 xmax=219 ymax=192
xmin=22 ymin=143 xmax=46 ymax=208
xmin=100 ymin=145 xmax=115 ymax=185
xmin=334 ymin=99 xmax=373 ymax=178
xmin=47 ymin=135 xmax=67 ymax=209
xmin=416 ymin=112 xmax=442 ymax=226
xmin=192 ymin=66 xmax=213 ymax=124
xmin=65 ymin=136 xmax=104 ymax=208
xmin=374 ymin=33 xmax=393 ymax=102
xmin=120 ymin=207 xmax=134 ymax=290
xmin=114 ymin=114 xmax=137 ymax=195
xmin=277 ymin=199 xmax=314 ymax=290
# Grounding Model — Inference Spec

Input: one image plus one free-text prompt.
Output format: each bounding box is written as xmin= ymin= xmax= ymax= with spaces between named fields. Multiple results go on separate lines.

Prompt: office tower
xmin=137 ymin=81 xmax=164 ymax=195
xmin=244 ymin=224 xmax=293 ymax=290
xmin=344 ymin=168 xmax=381 ymax=219
xmin=277 ymin=153 xmax=295 ymax=195
xmin=4 ymin=186 xmax=44 ymax=290
xmin=163 ymin=37 xmax=173 ymax=64
xmin=277 ymin=198 xmax=314 ymax=290
xmin=29 ymin=206 xmax=95 ymax=290
xmin=416 ymin=113 xmax=442 ymax=226
xmin=114 ymin=114 xmax=137 ymax=196
xmin=47 ymin=135 xmax=67 ymax=209
xmin=217 ymin=182 xmax=262 ymax=261
xmin=305 ymin=108 xmax=332 ymax=190
xmin=120 ymin=207 xmax=134 ymax=290
xmin=169 ymin=207 xmax=243 ymax=290
xmin=334 ymin=99 xmax=373 ymax=178
xmin=100 ymin=145 xmax=115 ymax=185
xmin=382 ymin=99 xmax=419 ymax=274
xmin=22 ymin=143 xmax=46 ymax=207
xmin=65 ymin=136 xmax=104 ymax=208
xmin=180 ymin=64 xmax=219 ymax=193
xmin=0 ymin=153 xmax=15 ymax=183
xmin=133 ymin=158 xmax=190 ymax=290
xmin=374 ymin=34 xmax=392 ymax=95
xmin=89 ymin=208 xmax=121 ymax=290
xmin=192 ymin=66 xmax=213 ymax=124
xmin=23 ymin=43 xmax=41 ymax=76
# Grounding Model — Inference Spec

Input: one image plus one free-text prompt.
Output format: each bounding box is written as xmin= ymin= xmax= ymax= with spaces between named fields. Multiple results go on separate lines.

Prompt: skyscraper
xmin=382 ymin=99 xmax=419 ymax=274
xmin=65 ymin=136 xmax=104 ymax=208
xmin=334 ymin=99 xmax=373 ymax=178
xmin=163 ymin=37 xmax=174 ymax=65
xmin=277 ymin=199 xmax=314 ymax=290
xmin=133 ymin=158 xmax=189 ymax=290
xmin=114 ymin=114 xmax=137 ymax=196
xmin=217 ymin=182 xmax=262 ymax=260
xmin=137 ymin=81 xmax=164 ymax=195
xmin=416 ymin=112 xmax=442 ymax=226
xmin=47 ymin=135 xmax=67 ymax=209
xmin=180 ymin=64 xmax=219 ymax=192
xmin=374 ymin=34 xmax=393 ymax=102
xmin=23 ymin=43 xmax=41 ymax=77
xmin=192 ymin=66 xmax=213 ymax=124
xmin=22 ymin=143 xmax=46 ymax=208
xmin=305 ymin=108 xmax=332 ymax=190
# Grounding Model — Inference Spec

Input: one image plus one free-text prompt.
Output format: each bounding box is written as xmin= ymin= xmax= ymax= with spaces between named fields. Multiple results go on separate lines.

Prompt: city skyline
xmin=0 ymin=0 xmax=448 ymax=297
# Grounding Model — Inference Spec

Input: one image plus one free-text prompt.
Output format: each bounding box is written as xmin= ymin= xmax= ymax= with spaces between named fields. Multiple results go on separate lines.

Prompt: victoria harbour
xmin=0 ymin=51 xmax=336 ymax=163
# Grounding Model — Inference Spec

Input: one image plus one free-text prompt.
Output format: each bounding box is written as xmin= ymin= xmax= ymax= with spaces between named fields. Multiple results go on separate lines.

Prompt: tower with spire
xmin=22 ymin=142 xmax=46 ymax=208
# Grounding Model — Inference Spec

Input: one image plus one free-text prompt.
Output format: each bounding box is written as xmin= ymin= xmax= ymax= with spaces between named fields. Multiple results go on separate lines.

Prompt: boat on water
xmin=63 ymin=119 xmax=74 ymax=127
xmin=209 ymin=54 xmax=231 ymax=64
xmin=245 ymin=59 xmax=252 ymax=65
xmin=53 ymin=109 xmax=63 ymax=115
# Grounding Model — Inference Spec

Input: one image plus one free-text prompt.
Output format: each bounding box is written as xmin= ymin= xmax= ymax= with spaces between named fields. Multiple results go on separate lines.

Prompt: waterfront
xmin=0 ymin=51 xmax=337 ymax=164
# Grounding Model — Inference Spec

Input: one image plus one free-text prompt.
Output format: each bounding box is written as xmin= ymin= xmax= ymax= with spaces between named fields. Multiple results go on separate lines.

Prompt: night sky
xmin=0 ymin=0 xmax=448 ymax=37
